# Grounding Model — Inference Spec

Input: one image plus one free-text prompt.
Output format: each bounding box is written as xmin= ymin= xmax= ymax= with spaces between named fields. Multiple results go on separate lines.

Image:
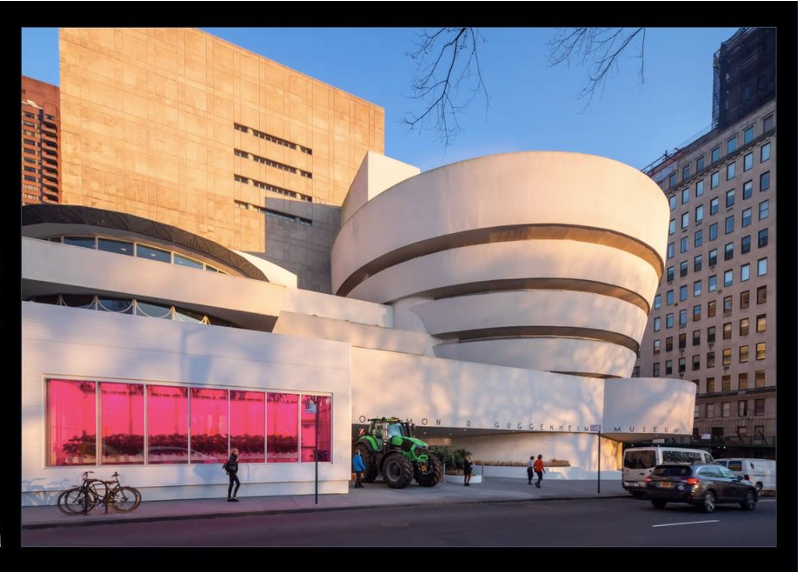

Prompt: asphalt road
xmin=22 ymin=497 xmax=776 ymax=547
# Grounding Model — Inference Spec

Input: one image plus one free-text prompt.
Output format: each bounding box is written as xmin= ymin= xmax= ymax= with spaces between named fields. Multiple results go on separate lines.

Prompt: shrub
xmin=429 ymin=446 xmax=472 ymax=475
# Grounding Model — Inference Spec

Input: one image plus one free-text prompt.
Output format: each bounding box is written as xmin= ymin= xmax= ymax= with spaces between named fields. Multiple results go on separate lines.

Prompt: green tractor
xmin=354 ymin=417 xmax=443 ymax=489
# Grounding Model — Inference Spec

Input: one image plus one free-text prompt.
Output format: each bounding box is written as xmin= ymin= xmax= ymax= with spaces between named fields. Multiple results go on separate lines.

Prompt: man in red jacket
xmin=533 ymin=454 xmax=545 ymax=488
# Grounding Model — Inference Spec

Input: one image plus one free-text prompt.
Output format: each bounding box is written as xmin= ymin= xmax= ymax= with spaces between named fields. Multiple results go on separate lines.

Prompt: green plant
xmin=429 ymin=446 xmax=472 ymax=474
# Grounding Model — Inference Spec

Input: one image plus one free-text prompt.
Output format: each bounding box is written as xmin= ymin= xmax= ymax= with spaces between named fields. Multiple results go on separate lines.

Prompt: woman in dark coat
xmin=463 ymin=455 xmax=473 ymax=486
xmin=224 ymin=448 xmax=241 ymax=501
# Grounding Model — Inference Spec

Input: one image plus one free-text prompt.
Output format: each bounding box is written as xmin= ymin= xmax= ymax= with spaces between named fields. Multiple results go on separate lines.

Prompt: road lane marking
xmin=652 ymin=520 xmax=719 ymax=528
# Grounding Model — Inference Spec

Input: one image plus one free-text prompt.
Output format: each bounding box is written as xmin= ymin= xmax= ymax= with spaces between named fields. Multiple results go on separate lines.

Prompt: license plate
xmin=658 ymin=482 xmax=673 ymax=488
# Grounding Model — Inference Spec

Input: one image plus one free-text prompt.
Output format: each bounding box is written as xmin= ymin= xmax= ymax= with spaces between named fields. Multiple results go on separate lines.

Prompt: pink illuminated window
xmin=267 ymin=393 xmax=298 ymax=463
xmin=147 ymin=385 xmax=188 ymax=464
xmin=230 ymin=391 xmax=265 ymax=463
xmin=190 ymin=388 xmax=229 ymax=463
xmin=100 ymin=383 xmax=144 ymax=465
xmin=301 ymin=395 xmax=332 ymax=462
xmin=47 ymin=379 xmax=96 ymax=466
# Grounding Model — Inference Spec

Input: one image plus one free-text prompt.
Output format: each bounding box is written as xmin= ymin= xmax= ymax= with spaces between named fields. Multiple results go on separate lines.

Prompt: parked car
xmin=645 ymin=463 xmax=758 ymax=513
xmin=715 ymin=458 xmax=776 ymax=495
xmin=622 ymin=447 xmax=714 ymax=498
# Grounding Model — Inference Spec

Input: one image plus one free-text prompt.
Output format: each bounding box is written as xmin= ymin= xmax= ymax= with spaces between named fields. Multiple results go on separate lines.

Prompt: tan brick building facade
xmin=58 ymin=28 xmax=384 ymax=290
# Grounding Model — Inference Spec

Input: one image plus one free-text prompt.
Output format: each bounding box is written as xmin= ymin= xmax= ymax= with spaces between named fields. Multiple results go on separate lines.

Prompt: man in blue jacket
xmin=352 ymin=449 xmax=366 ymax=488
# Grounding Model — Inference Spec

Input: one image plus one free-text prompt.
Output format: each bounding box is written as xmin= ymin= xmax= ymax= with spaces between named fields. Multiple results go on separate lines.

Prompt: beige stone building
xmin=58 ymin=28 xmax=384 ymax=291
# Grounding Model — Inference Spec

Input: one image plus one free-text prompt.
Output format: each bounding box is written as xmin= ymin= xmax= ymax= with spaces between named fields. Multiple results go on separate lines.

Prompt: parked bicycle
xmin=57 ymin=471 xmax=141 ymax=516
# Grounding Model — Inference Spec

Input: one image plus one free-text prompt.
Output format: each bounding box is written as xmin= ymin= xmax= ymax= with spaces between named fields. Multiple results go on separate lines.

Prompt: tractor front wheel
xmin=354 ymin=443 xmax=378 ymax=483
xmin=382 ymin=453 xmax=414 ymax=489
xmin=416 ymin=454 xmax=443 ymax=487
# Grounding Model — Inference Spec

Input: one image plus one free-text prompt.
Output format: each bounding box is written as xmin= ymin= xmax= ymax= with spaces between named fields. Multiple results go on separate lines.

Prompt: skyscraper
xmin=21 ymin=76 xmax=61 ymax=205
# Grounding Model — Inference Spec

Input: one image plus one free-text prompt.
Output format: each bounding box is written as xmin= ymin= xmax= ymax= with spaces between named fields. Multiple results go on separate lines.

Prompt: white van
xmin=715 ymin=458 xmax=776 ymax=495
xmin=622 ymin=447 xmax=714 ymax=497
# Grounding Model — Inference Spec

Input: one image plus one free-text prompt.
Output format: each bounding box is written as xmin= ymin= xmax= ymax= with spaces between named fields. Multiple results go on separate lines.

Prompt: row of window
xmin=22 ymin=110 xmax=56 ymax=121
xmin=695 ymin=398 xmax=767 ymax=419
xmin=234 ymin=148 xmax=313 ymax=179
xmin=666 ymin=114 xmax=774 ymax=190
xmin=651 ymin=343 xmax=767 ymax=376
xmin=661 ymin=259 xmax=768 ymax=306
xmin=653 ymin=315 xmax=767 ymax=353
xmin=663 ymin=229 xmax=769 ymax=283
xmin=30 ymin=294 xmax=234 ymax=327
xmin=233 ymin=123 xmax=312 ymax=155
xmin=232 ymin=174 xmax=312 ymax=202
xmin=234 ymin=199 xmax=313 ymax=225
xmin=669 ymin=193 xmax=769 ymax=236
xmin=46 ymin=379 xmax=332 ymax=467
xmin=43 ymin=236 xmax=229 ymax=274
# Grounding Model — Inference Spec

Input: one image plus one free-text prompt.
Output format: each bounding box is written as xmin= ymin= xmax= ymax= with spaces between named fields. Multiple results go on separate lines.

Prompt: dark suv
xmin=645 ymin=463 xmax=758 ymax=513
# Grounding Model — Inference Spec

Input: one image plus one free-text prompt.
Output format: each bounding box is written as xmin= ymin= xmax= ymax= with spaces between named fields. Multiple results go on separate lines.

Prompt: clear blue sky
xmin=22 ymin=27 xmax=739 ymax=172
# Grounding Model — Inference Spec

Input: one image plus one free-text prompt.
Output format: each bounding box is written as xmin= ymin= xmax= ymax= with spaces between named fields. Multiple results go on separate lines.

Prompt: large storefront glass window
xmin=301 ymin=395 xmax=332 ymax=462
xmin=147 ymin=385 xmax=188 ymax=464
xmin=47 ymin=379 xmax=96 ymax=466
xmin=100 ymin=382 xmax=144 ymax=465
xmin=267 ymin=393 xmax=298 ymax=463
xmin=230 ymin=391 xmax=265 ymax=463
xmin=190 ymin=388 xmax=229 ymax=463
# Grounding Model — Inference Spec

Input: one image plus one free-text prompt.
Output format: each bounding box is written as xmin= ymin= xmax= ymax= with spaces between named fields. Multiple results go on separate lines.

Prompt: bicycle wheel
xmin=109 ymin=486 xmax=141 ymax=512
xmin=57 ymin=487 xmax=97 ymax=515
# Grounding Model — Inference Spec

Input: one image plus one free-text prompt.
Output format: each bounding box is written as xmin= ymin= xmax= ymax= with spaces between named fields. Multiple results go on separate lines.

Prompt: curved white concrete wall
xmin=434 ymin=338 xmax=636 ymax=378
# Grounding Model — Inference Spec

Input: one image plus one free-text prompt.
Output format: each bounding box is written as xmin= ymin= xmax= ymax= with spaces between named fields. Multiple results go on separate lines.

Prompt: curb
xmin=22 ymin=494 xmax=630 ymax=530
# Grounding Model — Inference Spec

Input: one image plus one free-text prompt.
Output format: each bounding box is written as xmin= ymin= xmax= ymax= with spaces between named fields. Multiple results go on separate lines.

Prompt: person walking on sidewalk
xmin=352 ymin=448 xmax=366 ymax=488
xmin=533 ymin=454 xmax=545 ymax=488
xmin=527 ymin=456 xmax=535 ymax=485
xmin=224 ymin=448 xmax=241 ymax=501
xmin=463 ymin=455 xmax=473 ymax=486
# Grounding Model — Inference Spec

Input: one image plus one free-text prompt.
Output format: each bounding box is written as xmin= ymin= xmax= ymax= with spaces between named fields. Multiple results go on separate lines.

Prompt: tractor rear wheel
xmin=354 ymin=443 xmax=378 ymax=483
xmin=416 ymin=454 xmax=443 ymax=487
xmin=382 ymin=453 xmax=413 ymax=489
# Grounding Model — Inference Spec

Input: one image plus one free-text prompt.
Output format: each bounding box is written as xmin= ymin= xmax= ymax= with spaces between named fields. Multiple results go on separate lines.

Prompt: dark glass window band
xmin=434 ymin=326 xmax=640 ymax=354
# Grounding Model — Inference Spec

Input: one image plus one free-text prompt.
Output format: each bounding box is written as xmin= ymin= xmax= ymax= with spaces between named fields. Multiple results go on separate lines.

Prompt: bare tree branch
xmin=403 ymin=28 xmax=490 ymax=147
xmin=548 ymin=27 xmax=646 ymax=110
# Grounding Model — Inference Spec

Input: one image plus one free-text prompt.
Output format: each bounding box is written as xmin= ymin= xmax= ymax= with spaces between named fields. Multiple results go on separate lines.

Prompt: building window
xmin=727 ymin=137 xmax=737 ymax=154
xmin=742 ymin=180 xmax=753 ymax=200
xmin=653 ymin=363 xmax=660 ymax=377
xmin=758 ymin=200 xmax=769 ymax=220
xmin=189 ymin=388 xmax=229 ymax=464
xmin=711 ymin=147 xmax=720 ymax=163
xmin=739 ymin=345 xmax=749 ymax=363
xmin=679 ymin=285 xmax=688 ymax=302
xmin=666 ymin=290 xmax=674 ymax=305
xmin=755 ymin=372 xmax=765 ymax=389
xmin=741 ymin=207 xmax=752 ymax=227
xmin=669 ymin=173 xmax=677 ymax=189
xmin=267 ymin=393 xmax=300 ymax=463
xmin=724 ymin=242 xmax=734 ymax=261
xmin=706 ymin=379 xmax=715 ymax=395
xmin=740 ymin=318 xmax=749 ymax=336
xmin=653 ymin=317 xmax=661 ymax=332
xmin=760 ymin=142 xmax=771 ymax=162
xmin=678 ymin=357 xmax=686 ymax=374
xmin=758 ymin=228 xmax=768 ymax=248
xmin=708 ymin=275 xmax=717 ymax=292
xmin=682 ymin=167 xmax=690 ymax=183
xmin=722 ymin=348 xmax=731 ymax=366
xmin=756 ymin=314 xmax=766 ymax=333
xmin=665 ymin=360 xmax=673 ymax=375
xmin=692 ymin=355 xmax=700 ymax=371
xmin=708 ymin=301 xmax=717 ymax=320
xmin=681 ymin=212 xmax=689 ymax=229
xmin=743 ymin=125 xmax=755 ymax=144
xmin=696 ymin=179 xmax=704 ymax=196
xmin=667 ymin=266 xmax=674 ymax=282
xmin=709 ymin=197 xmax=719 ymax=215
xmin=741 ymin=235 xmax=751 ymax=253
xmin=653 ymin=339 xmax=661 ymax=355
xmin=723 ymin=295 xmax=732 ymax=313
xmin=667 ymin=242 xmax=675 ymax=259
xmin=230 ymin=391 xmax=266 ymax=463
xmin=694 ymin=254 xmax=703 ymax=272
xmin=743 ymin=152 xmax=753 ymax=171
xmin=680 ymin=237 xmax=688 ymax=253
xmin=740 ymin=290 xmax=750 ymax=309
xmin=695 ymin=405 xmax=700 ymax=418
xmin=724 ymin=215 xmax=734 ymax=234
xmin=137 ymin=244 xmax=171 ymax=264
xmin=755 ymin=343 xmax=766 ymax=360
xmin=756 ymin=286 xmax=767 ymax=304
xmin=710 ymin=171 xmax=719 ymax=189
xmin=757 ymin=257 xmax=767 ymax=276
xmin=100 ymin=383 xmax=145 ymax=465
xmin=632 ymin=366 xmax=640 ymax=378
xmin=709 ymin=223 xmax=718 ymax=241
xmin=726 ymin=189 xmax=736 ymax=209
xmin=707 ymin=352 xmax=715 ymax=368
xmin=695 ymin=204 xmax=704 ymax=222
xmin=693 ymin=280 xmax=702 ymax=297
xmin=693 ymin=305 xmax=701 ymax=322
xmin=669 ymin=219 xmax=675 ymax=235
xmin=665 ymin=337 xmax=673 ymax=352
xmin=46 ymin=379 xmax=97 ymax=466
xmin=760 ymin=171 xmax=770 ymax=191
xmin=707 ymin=403 xmax=716 ymax=418
xmin=669 ymin=195 xmax=677 ymax=211
xmin=722 ymin=402 xmax=731 ymax=417
xmin=692 ymin=330 xmax=701 ymax=346
xmin=680 ymin=261 xmax=688 ymax=278
xmin=762 ymin=114 xmax=774 ymax=132
xmin=754 ymin=400 xmax=765 ymax=416
xmin=726 ymin=162 xmax=735 ymax=181
xmin=666 ymin=313 xmax=674 ymax=329
xmin=679 ymin=310 xmax=687 ymax=326
xmin=147 ymin=385 xmax=189 ymax=465
xmin=654 ymin=294 xmax=661 ymax=309
xmin=739 ymin=375 xmax=748 ymax=392
xmin=723 ymin=270 xmax=733 ymax=288
xmin=741 ymin=263 xmax=750 ymax=282
xmin=694 ymin=230 xmax=703 ymax=248
xmin=301 ymin=395 xmax=332 ymax=462
xmin=722 ymin=322 xmax=732 ymax=340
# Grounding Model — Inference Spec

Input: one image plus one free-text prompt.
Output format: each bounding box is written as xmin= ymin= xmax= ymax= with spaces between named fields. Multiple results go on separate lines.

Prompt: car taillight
xmin=744 ymin=474 xmax=750 ymax=480
xmin=644 ymin=476 xmax=651 ymax=484
xmin=685 ymin=478 xmax=699 ymax=485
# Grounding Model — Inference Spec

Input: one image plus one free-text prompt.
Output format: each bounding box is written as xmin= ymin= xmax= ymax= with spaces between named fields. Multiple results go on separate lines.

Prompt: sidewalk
xmin=21 ymin=477 xmax=628 ymax=529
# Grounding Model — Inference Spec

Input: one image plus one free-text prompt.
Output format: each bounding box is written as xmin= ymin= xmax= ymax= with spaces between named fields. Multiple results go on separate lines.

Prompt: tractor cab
xmin=369 ymin=418 xmax=409 ymax=443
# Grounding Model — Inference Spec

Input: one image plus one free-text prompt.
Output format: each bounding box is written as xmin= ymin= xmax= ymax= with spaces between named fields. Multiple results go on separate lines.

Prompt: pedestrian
xmin=352 ymin=448 xmax=366 ymax=488
xmin=527 ymin=455 xmax=535 ymax=485
xmin=463 ymin=455 xmax=473 ymax=486
xmin=224 ymin=448 xmax=240 ymax=501
xmin=533 ymin=454 xmax=545 ymax=488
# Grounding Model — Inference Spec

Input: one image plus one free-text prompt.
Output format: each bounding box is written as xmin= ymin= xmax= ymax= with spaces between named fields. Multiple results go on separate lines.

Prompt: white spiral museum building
xmin=21 ymin=151 xmax=696 ymax=504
